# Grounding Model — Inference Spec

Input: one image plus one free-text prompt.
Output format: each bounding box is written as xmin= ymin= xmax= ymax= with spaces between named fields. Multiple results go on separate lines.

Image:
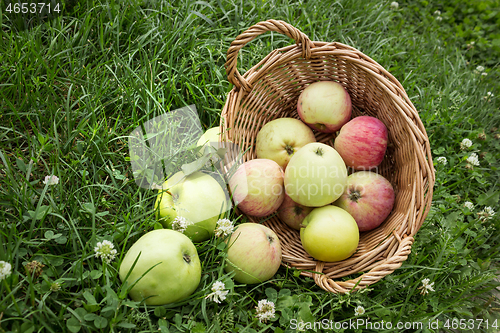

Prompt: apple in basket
xmin=119 ymin=229 xmax=202 ymax=305
xmin=334 ymin=116 xmax=388 ymax=170
xmin=284 ymin=142 xmax=347 ymax=207
xmin=224 ymin=223 xmax=282 ymax=284
xmin=300 ymin=205 xmax=359 ymax=262
xmin=278 ymin=192 xmax=313 ymax=230
xmin=334 ymin=171 xmax=395 ymax=232
xmin=155 ymin=171 xmax=229 ymax=242
xmin=297 ymin=81 xmax=352 ymax=133
xmin=256 ymin=118 xmax=316 ymax=169
xmin=228 ymin=159 xmax=285 ymax=217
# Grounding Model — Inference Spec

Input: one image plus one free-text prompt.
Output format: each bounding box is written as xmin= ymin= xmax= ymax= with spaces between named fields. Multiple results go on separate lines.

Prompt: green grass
xmin=0 ymin=0 xmax=499 ymax=332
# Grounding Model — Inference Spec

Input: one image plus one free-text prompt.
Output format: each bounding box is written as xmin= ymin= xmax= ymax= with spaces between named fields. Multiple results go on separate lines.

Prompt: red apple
xmin=334 ymin=116 xmax=388 ymax=170
xmin=277 ymin=193 xmax=314 ymax=230
xmin=297 ymin=81 xmax=352 ymax=133
xmin=228 ymin=159 xmax=285 ymax=217
xmin=334 ymin=171 xmax=394 ymax=231
xmin=224 ymin=223 xmax=282 ymax=284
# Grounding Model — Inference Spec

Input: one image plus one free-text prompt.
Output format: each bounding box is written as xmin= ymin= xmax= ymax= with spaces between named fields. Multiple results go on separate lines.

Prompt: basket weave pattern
xmin=221 ymin=20 xmax=435 ymax=293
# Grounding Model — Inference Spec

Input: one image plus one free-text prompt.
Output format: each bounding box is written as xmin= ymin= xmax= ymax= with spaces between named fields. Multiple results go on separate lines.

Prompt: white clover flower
xmin=94 ymin=240 xmax=117 ymax=264
xmin=390 ymin=1 xmax=399 ymax=9
xmin=354 ymin=305 xmax=365 ymax=316
xmin=481 ymin=72 xmax=488 ymax=76
xmin=171 ymin=216 xmax=193 ymax=233
xmin=436 ymin=156 xmax=447 ymax=165
xmin=255 ymin=299 xmax=275 ymax=323
xmin=467 ymin=153 xmax=480 ymax=166
xmin=0 ymin=261 xmax=12 ymax=281
xmin=419 ymin=278 xmax=435 ymax=295
xmin=434 ymin=10 xmax=441 ymax=15
xmin=43 ymin=175 xmax=59 ymax=186
xmin=478 ymin=206 xmax=495 ymax=221
xmin=484 ymin=91 xmax=494 ymax=100
xmin=205 ymin=280 xmax=229 ymax=303
xmin=436 ymin=16 xmax=443 ymax=21
xmin=214 ymin=218 xmax=234 ymax=237
xmin=50 ymin=282 xmax=62 ymax=292
xmin=460 ymin=138 xmax=473 ymax=150
xmin=464 ymin=201 xmax=474 ymax=210
xmin=476 ymin=65 xmax=485 ymax=72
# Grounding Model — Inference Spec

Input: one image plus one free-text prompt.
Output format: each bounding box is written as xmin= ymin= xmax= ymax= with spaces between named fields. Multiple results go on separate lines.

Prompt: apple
xmin=256 ymin=118 xmax=316 ymax=169
xmin=334 ymin=171 xmax=394 ymax=231
xmin=228 ymin=159 xmax=285 ymax=217
xmin=224 ymin=223 xmax=282 ymax=284
xmin=155 ymin=171 xmax=229 ymax=242
xmin=300 ymin=205 xmax=359 ymax=262
xmin=196 ymin=126 xmax=231 ymax=150
xmin=119 ymin=229 xmax=201 ymax=305
xmin=334 ymin=116 xmax=388 ymax=170
xmin=297 ymin=81 xmax=352 ymax=133
xmin=277 ymin=193 xmax=313 ymax=230
xmin=284 ymin=142 xmax=347 ymax=207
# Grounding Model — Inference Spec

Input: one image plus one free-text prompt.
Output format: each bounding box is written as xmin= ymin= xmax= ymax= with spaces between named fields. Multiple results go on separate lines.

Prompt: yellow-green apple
xmin=334 ymin=171 xmax=394 ymax=231
xmin=155 ymin=171 xmax=229 ymax=242
xmin=196 ymin=126 xmax=232 ymax=151
xmin=284 ymin=142 xmax=347 ymax=207
xmin=196 ymin=127 xmax=222 ymax=147
xmin=224 ymin=223 xmax=282 ymax=284
xmin=256 ymin=118 xmax=316 ymax=169
xmin=119 ymin=229 xmax=201 ymax=305
xmin=297 ymin=81 xmax=352 ymax=133
xmin=334 ymin=116 xmax=388 ymax=170
xmin=228 ymin=159 xmax=285 ymax=217
xmin=278 ymin=193 xmax=313 ymax=230
xmin=300 ymin=205 xmax=359 ymax=262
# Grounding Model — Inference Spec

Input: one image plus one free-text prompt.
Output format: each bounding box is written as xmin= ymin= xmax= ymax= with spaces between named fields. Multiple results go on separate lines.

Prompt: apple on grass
xmin=119 ymin=229 xmax=201 ymax=305
xmin=224 ymin=223 xmax=282 ymax=284
xmin=228 ymin=159 xmax=285 ymax=217
xmin=284 ymin=142 xmax=347 ymax=207
xmin=256 ymin=118 xmax=316 ymax=169
xmin=278 ymin=192 xmax=313 ymax=230
xmin=297 ymin=81 xmax=352 ymax=133
xmin=155 ymin=171 xmax=229 ymax=242
xmin=334 ymin=116 xmax=388 ymax=170
xmin=300 ymin=205 xmax=359 ymax=262
xmin=334 ymin=171 xmax=395 ymax=231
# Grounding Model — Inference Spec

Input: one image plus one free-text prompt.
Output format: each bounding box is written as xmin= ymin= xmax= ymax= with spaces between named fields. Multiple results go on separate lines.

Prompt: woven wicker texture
xmin=220 ymin=19 xmax=435 ymax=293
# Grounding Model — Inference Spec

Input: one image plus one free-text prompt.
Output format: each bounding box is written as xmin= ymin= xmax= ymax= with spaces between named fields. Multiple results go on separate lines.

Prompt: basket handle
xmin=225 ymin=19 xmax=313 ymax=91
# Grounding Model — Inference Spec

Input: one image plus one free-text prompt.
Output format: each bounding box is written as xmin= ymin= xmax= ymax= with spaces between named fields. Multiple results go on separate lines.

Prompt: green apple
xmin=256 ymin=118 xmax=316 ymax=169
xmin=297 ymin=81 xmax=352 ymax=133
xmin=155 ymin=171 xmax=229 ymax=242
xmin=196 ymin=127 xmax=222 ymax=147
xmin=300 ymin=205 xmax=359 ymax=262
xmin=224 ymin=223 xmax=282 ymax=284
xmin=119 ymin=229 xmax=201 ymax=305
xmin=284 ymin=142 xmax=347 ymax=207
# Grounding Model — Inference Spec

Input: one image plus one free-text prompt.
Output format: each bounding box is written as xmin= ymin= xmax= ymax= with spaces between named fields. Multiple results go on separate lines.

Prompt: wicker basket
xmin=220 ymin=20 xmax=435 ymax=293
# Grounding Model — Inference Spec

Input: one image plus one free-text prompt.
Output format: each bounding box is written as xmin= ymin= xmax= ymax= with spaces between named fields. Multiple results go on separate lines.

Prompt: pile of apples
xmin=117 ymin=80 xmax=395 ymax=306
xmin=231 ymin=80 xmax=395 ymax=262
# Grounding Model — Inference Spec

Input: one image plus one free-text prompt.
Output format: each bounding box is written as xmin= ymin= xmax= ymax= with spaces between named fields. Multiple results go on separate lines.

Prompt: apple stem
xmin=285 ymin=144 xmax=294 ymax=156
xmin=348 ymin=189 xmax=361 ymax=203
xmin=183 ymin=254 xmax=191 ymax=264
